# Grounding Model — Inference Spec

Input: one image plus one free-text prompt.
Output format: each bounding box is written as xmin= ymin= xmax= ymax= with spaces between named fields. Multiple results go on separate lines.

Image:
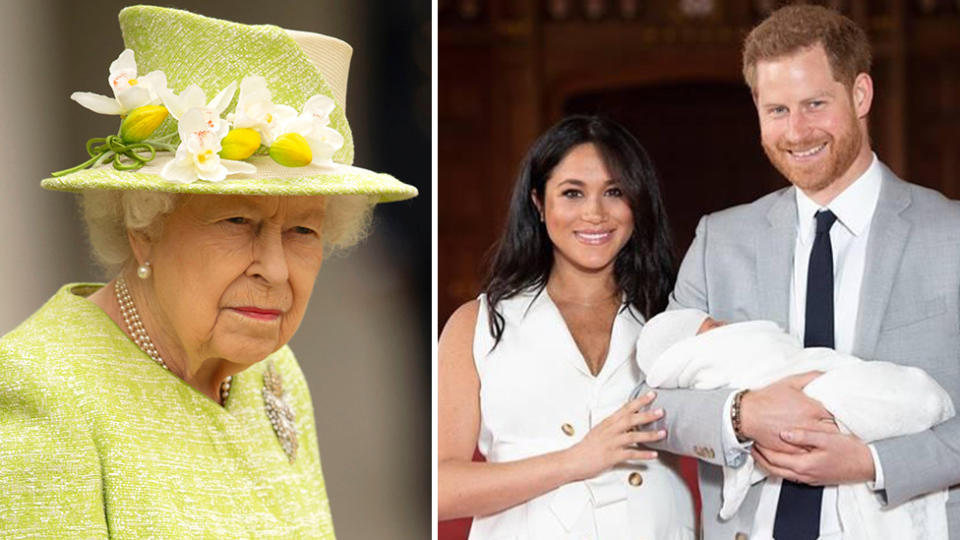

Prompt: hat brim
xmin=41 ymin=154 xmax=418 ymax=202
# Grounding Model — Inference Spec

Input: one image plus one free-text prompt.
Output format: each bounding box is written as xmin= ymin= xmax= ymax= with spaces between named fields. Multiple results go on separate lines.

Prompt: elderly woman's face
xmin=143 ymin=194 xmax=326 ymax=368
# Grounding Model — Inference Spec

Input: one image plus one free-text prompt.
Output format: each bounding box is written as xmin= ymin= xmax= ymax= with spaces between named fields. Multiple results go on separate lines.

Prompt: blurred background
xmin=0 ymin=1 xmax=429 ymax=539
xmin=439 ymin=0 xmax=959 ymax=537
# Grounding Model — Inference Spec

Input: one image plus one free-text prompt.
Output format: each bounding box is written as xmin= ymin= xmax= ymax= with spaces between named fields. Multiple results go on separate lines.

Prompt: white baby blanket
xmin=636 ymin=310 xmax=955 ymax=540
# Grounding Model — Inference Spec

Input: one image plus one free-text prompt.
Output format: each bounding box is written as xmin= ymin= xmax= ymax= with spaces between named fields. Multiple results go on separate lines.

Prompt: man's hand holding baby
xmin=752 ymin=427 xmax=877 ymax=485
xmin=739 ymin=371 xmax=829 ymax=453
xmin=740 ymin=372 xmax=876 ymax=484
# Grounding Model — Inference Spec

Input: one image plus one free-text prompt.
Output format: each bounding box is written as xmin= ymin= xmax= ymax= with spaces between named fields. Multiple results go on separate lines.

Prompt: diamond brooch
xmin=263 ymin=360 xmax=298 ymax=463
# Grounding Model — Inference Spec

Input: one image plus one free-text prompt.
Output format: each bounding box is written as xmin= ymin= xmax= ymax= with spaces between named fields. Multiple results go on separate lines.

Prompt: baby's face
xmin=696 ymin=317 xmax=727 ymax=335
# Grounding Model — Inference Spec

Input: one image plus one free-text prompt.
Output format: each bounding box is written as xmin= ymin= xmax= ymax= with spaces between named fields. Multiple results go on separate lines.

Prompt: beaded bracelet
xmin=731 ymin=389 xmax=749 ymax=443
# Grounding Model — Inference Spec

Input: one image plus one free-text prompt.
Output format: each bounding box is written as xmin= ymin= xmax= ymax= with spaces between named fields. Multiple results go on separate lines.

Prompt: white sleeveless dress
xmin=470 ymin=289 xmax=696 ymax=540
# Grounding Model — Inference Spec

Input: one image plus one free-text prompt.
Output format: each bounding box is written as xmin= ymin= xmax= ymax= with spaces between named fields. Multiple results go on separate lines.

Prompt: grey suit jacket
xmin=647 ymin=164 xmax=960 ymax=539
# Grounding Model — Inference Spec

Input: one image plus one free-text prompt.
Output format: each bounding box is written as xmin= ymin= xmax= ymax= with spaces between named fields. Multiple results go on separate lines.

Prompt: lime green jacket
xmin=0 ymin=284 xmax=335 ymax=538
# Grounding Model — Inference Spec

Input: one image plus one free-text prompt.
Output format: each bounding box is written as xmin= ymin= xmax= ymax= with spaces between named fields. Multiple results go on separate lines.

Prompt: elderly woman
xmin=0 ymin=6 xmax=416 ymax=538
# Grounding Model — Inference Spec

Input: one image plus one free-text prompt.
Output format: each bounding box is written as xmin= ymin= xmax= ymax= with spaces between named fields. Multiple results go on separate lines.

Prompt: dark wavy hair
xmin=482 ymin=115 xmax=676 ymax=346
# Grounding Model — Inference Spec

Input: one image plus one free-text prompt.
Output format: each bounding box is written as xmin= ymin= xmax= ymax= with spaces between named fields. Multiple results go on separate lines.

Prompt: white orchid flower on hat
xmin=158 ymin=80 xmax=238 ymax=121
xmin=300 ymin=94 xmax=336 ymax=127
xmin=228 ymin=76 xmax=297 ymax=145
xmin=160 ymin=108 xmax=256 ymax=183
xmin=273 ymin=94 xmax=344 ymax=168
xmin=71 ymin=49 xmax=168 ymax=116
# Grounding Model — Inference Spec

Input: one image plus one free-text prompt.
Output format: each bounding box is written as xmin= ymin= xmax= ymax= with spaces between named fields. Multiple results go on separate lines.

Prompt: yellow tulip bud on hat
xmin=120 ymin=105 xmax=169 ymax=143
xmin=269 ymin=133 xmax=313 ymax=167
xmin=219 ymin=128 xmax=261 ymax=160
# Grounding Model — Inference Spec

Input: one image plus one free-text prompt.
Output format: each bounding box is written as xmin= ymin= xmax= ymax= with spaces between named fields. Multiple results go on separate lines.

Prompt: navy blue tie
xmin=773 ymin=209 xmax=836 ymax=540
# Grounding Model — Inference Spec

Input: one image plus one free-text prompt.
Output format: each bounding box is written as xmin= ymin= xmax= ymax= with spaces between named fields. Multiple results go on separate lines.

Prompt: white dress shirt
xmin=720 ymin=154 xmax=885 ymax=539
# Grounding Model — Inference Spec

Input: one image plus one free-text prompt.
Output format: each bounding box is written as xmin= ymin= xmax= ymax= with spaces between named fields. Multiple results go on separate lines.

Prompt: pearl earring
xmin=137 ymin=261 xmax=152 ymax=280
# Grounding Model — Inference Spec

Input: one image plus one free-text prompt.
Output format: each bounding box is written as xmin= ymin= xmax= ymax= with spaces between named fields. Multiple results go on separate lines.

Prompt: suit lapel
xmin=756 ymin=188 xmax=797 ymax=329
xmin=854 ymin=167 xmax=912 ymax=359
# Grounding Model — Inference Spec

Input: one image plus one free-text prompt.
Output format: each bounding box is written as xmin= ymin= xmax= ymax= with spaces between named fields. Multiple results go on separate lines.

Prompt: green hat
xmin=41 ymin=5 xmax=418 ymax=203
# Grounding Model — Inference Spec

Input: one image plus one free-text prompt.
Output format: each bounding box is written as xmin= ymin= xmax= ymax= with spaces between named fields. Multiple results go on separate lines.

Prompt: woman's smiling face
xmin=537 ymin=143 xmax=634 ymax=275
xmin=140 ymin=194 xmax=327 ymax=370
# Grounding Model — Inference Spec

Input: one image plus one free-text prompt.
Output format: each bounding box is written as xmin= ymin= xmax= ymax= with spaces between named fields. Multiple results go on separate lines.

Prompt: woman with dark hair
xmin=439 ymin=116 xmax=695 ymax=539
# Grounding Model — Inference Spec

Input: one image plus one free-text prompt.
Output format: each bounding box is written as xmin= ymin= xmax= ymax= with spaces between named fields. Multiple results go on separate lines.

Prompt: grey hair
xmin=80 ymin=190 xmax=375 ymax=275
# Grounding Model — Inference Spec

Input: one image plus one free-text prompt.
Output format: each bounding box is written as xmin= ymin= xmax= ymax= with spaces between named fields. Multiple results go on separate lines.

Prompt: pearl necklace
xmin=115 ymin=276 xmax=232 ymax=403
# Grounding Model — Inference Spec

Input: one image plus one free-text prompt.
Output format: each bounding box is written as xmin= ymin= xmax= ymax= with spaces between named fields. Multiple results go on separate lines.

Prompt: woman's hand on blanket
xmin=751 ymin=428 xmax=875 ymax=485
xmin=562 ymin=393 xmax=666 ymax=481
xmin=740 ymin=371 xmax=832 ymax=454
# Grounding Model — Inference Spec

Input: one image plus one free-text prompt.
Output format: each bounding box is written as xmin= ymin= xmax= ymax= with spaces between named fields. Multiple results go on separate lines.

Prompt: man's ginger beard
xmin=762 ymin=102 xmax=864 ymax=194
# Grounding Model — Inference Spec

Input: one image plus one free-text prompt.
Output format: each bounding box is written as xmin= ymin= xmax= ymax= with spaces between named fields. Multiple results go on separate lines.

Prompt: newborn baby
xmin=633 ymin=309 xmax=955 ymax=540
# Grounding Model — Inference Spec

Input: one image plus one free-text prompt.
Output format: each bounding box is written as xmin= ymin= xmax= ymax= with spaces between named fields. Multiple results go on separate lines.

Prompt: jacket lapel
xmin=853 ymin=166 xmax=912 ymax=359
xmin=531 ymin=290 xmax=595 ymax=378
xmin=597 ymin=306 xmax=644 ymax=381
xmin=756 ymin=188 xmax=797 ymax=329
